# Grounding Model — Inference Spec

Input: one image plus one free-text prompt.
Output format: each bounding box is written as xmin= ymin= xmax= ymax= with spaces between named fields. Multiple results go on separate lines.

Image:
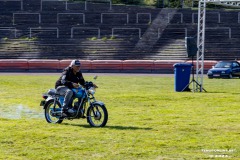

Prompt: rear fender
xmin=46 ymin=97 xmax=54 ymax=102
xmin=43 ymin=98 xmax=57 ymax=109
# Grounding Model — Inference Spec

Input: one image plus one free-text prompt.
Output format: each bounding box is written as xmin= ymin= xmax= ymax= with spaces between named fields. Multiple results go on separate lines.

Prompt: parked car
xmin=207 ymin=61 xmax=240 ymax=79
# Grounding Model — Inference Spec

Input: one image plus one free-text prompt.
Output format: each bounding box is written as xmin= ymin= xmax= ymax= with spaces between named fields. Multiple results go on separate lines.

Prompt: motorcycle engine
xmin=74 ymin=102 xmax=79 ymax=109
xmin=68 ymin=108 xmax=76 ymax=116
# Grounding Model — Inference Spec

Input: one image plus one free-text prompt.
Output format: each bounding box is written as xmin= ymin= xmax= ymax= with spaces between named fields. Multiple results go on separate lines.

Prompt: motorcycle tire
xmin=44 ymin=99 xmax=63 ymax=124
xmin=87 ymin=104 xmax=108 ymax=127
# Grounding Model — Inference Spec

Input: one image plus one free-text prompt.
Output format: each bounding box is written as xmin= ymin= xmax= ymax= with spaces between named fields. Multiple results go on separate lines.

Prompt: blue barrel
xmin=173 ymin=63 xmax=192 ymax=92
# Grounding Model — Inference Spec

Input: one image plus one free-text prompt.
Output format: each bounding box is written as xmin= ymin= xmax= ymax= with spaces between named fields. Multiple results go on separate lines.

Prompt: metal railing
xmin=29 ymin=27 xmax=59 ymax=38
xmin=168 ymin=13 xmax=183 ymax=23
xmin=13 ymin=13 xmax=41 ymax=25
xmin=112 ymin=27 xmax=141 ymax=39
xmin=0 ymin=0 xmax=23 ymax=10
xmin=85 ymin=0 xmax=112 ymax=10
xmin=136 ymin=13 xmax=151 ymax=24
xmin=41 ymin=0 xmax=68 ymax=11
xmin=101 ymin=13 xmax=129 ymax=24
xmin=237 ymin=12 xmax=240 ymax=23
xmin=206 ymin=27 xmax=231 ymax=38
xmin=192 ymin=12 xmax=221 ymax=23
xmin=0 ymin=27 xmax=17 ymax=38
xmin=57 ymin=13 xmax=85 ymax=24
xmin=71 ymin=27 xmax=100 ymax=38
xmin=158 ymin=28 xmax=187 ymax=38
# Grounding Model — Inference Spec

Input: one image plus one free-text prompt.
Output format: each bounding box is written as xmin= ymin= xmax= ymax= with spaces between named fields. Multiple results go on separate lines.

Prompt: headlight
xmin=221 ymin=71 xmax=225 ymax=74
xmin=88 ymin=87 xmax=95 ymax=95
xmin=208 ymin=71 xmax=212 ymax=74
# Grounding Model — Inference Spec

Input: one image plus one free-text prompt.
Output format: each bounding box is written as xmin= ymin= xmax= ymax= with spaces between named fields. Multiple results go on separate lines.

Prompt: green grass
xmin=0 ymin=74 xmax=239 ymax=160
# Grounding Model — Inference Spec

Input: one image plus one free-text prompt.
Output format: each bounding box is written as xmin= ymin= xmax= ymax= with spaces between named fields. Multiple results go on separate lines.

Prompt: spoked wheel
xmin=44 ymin=100 xmax=63 ymax=124
xmin=87 ymin=104 xmax=108 ymax=127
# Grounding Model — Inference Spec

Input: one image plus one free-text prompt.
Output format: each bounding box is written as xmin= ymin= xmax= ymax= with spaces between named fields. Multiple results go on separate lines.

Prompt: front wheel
xmin=87 ymin=104 xmax=108 ymax=127
xmin=44 ymin=100 xmax=63 ymax=124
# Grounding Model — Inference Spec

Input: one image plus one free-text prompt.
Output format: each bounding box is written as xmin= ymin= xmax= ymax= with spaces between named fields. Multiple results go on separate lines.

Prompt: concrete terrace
xmin=0 ymin=0 xmax=239 ymax=61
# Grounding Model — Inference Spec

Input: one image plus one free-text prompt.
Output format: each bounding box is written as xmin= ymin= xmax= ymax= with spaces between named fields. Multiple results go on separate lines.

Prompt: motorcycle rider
xmin=55 ymin=59 xmax=85 ymax=116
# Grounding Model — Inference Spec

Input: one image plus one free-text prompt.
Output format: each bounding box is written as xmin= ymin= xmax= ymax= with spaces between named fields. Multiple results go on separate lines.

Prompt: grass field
xmin=0 ymin=73 xmax=239 ymax=160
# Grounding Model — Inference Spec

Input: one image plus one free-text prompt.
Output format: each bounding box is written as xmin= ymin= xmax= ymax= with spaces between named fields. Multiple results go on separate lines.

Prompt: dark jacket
xmin=55 ymin=67 xmax=85 ymax=89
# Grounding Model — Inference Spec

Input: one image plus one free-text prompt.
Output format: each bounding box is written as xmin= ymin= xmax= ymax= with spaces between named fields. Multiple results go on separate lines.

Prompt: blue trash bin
xmin=173 ymin=63 xmax=192 ymax=92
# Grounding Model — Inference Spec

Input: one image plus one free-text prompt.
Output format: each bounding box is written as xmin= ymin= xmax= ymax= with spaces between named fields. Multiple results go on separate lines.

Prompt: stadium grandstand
xmin=0 ymin=0 xmax=239 ymax=72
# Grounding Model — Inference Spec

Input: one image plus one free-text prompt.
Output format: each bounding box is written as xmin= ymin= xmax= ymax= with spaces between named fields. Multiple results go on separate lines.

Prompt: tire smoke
xmin=0 ymin=104 xmax=44 ymax=119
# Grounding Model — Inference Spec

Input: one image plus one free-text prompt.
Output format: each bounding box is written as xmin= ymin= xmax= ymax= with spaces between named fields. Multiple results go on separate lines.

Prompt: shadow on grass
xmin=63 ymin=123 xmax=152 ymax=130
xmin=103 ymin=125 xmax=152 ymax=130
xmin=204 ymin=91 xmax=240 ymax=94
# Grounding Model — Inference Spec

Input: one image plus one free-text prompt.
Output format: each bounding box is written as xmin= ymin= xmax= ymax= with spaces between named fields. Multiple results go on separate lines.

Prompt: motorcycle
xmin=40 ymin=76 xmax=108 ymax=127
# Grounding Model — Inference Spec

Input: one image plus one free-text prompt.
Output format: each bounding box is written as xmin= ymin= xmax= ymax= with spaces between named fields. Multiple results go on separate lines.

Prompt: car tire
xmin=229 ymin=73 xmax=233 ymax=79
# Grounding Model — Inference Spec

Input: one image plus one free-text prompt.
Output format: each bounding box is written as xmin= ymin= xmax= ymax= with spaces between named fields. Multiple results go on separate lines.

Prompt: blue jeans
xmin=56 ymin=86 xmax=73 ymax=109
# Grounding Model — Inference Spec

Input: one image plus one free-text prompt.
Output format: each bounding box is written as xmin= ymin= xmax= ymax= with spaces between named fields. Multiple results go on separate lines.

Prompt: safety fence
xmin=0 ymin=59 xmax=221 ymax=73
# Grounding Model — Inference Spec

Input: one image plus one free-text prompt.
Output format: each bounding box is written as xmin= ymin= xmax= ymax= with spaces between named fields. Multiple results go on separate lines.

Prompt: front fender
xmin=92 ymin=101 xmax=105 ymax=107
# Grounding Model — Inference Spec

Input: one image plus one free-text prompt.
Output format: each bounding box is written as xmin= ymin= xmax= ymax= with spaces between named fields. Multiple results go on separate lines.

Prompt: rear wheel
xmin=87 ymin=104 xmax=108 ymax=127
xmin=44 ymin=100 xmax=63 ymax=124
